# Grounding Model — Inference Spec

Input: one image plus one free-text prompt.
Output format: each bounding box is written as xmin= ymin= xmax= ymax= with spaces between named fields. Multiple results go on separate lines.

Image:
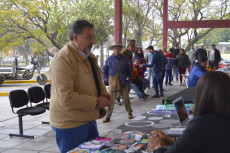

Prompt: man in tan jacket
xmin=49 ymin=20 xmax=113 ymax=153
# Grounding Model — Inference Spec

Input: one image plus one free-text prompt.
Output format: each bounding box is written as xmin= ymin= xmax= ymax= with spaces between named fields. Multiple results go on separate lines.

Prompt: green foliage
xmin=72 ymin=0 xmax=114 ymax=44
xmin=0 ymin=0 xmax=113 ymax=57
xmin=200 ymin=28 xmax=230 ymax=47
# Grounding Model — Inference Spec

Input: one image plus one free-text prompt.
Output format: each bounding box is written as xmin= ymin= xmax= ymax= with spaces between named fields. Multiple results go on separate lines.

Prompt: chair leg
xmin=42 ymin=121 xmax=50 ymax=124
xmin=9 ymin=115 xmax=34 ymax=139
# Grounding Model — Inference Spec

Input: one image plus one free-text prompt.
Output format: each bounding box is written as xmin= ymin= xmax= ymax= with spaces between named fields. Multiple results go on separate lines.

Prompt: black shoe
xmin=165 ymin=83 xmax=168 ymax=86
xmin=152 ymin=95 xmax=160 ymax=98
xmin=169 ymin=83 xmax=174 ymax=86
xmin=160 ymin=93 xmax=164 ymax=97
xmin=162 ymin=89 xmax=166 ymax=91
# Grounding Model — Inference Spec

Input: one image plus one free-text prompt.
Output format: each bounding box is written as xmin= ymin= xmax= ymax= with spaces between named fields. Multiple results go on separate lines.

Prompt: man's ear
xmin=73 ymin=34 xmax=78 ymax=42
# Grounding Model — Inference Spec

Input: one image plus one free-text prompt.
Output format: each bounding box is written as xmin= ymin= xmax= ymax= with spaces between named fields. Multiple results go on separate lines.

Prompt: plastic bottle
xmin=162 ymin=99 xmax=171 ymax=117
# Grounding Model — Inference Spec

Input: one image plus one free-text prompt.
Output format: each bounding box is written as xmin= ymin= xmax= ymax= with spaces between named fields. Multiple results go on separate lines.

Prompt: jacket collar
xmin=67 ymin=41 xmax=97 ymax=63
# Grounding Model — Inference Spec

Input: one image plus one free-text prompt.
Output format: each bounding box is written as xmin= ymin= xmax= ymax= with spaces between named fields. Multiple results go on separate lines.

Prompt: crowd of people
xmin=48 ymin=20 xmax=226 ymax=153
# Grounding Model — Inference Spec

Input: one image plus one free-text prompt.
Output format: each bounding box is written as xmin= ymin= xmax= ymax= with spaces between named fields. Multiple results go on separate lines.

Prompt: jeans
xmin=131 ymin=83 xmax=143 ymax=99
xmin=172 ymin=67 xmax=178 ymax=81
xmin=165 ymin=70 xmax=172 ymax=85
xmin=152 ymin=72 xmax=163 ymax=95
xmin=52 ymin=120 xmax=99 ymax=153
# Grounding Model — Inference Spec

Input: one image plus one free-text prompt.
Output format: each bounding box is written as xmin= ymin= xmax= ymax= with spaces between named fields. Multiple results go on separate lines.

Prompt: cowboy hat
xmin=108 ymin=42 xmax=124 ymax=50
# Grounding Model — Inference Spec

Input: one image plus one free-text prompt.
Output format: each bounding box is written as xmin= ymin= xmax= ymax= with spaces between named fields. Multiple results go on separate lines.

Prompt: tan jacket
xmin=49 ymin=42 xmax=108 ymax=129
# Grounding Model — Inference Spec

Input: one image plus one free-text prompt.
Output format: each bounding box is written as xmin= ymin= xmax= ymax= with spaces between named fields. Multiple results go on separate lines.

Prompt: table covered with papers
xmin=68 ymin=104 xmax=194 ymax=153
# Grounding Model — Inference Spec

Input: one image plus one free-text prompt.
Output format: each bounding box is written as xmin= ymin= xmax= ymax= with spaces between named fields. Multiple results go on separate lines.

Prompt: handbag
xmin=109 ymin=59 xmax=121 ymax=92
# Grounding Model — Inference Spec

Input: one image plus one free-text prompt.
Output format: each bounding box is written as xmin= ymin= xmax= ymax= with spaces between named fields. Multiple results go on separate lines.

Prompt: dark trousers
xmin=152 ymin=72 xmax=163 ymax=96
xmin=52 ymin=120 xmax=99 ymax=153
xmin=165 ymin=70 xmax=172 ymax=85
xmin=160 ymin=70 xmax=165 ymax=87
xmin=209 ymin=61 xmax=218 ymax=70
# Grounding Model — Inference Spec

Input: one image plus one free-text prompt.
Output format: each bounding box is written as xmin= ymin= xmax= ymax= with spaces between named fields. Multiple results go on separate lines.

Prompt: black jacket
xmin=195 ymin=48 xmax=207 ymax=60
xmin=154 ymin=114 xmax=230 ymax=153
xmin=208 ymin=49 xmax=221 ymax=65
xmin=169 ymin=47 xmax=180 ymax=58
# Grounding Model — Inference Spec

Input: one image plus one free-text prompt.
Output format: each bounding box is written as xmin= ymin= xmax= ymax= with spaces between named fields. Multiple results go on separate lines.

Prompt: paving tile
xmin=43 ymin=131 xmax=55 ymax=137
xmin=39 ymin=151 xmax=60 ymax=153
xmin=0 ymin=148 xmax=7 ymax=152
xmin=42 ymin=145 xmax=59 ymax=152
xmin=0 ymin=140 xmax=23 ymax=148
xmin=13 ymin=142 xmax=53 ymax=151
xmin=1 ymin=149 xmax=38 ymax=153
xmin=2 ymin=136 xmax=32 ymax=143
xmin=31 ymin=136 xmax=56 ymax=144
xmin=0 ymin=129 xmax=19 ymax=135
xmin=0 ymin=134 xmax=8 ymax=140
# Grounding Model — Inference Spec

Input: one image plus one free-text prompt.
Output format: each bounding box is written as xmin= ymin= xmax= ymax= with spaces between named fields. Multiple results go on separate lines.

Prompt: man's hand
xmin=148 ymin=135 xmax=165 ymax=152
xmin=96 ymin=95 xmax=113 ymax=109
xmin=151 ymin=130 xmax=175 ymax=146
xmin=103 ymin=94 xmax=113 ymax=104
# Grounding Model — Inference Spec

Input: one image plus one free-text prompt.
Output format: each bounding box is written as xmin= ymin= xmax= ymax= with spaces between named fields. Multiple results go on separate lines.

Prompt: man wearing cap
xmin=102 ymin=42 xmax=133 ymax=123
xmin=49 ymin=20 xmax=113 ymax=153
xmin=195 ymin=44 xmax=207 ymax=61
xmin=208 ymin=44 xmax=221 ymax=70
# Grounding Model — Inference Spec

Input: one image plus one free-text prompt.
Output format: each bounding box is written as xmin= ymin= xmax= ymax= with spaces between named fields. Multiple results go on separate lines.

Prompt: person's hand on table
xmin=140 ymin=64 xmax=144 ymax=68
xmin=96 ymin=96 xmax=113 ymax=109
xmin=152 ymin=130 xmax=175 ymax=145
xmin=148 ymin=135 xmax=166 ymax=152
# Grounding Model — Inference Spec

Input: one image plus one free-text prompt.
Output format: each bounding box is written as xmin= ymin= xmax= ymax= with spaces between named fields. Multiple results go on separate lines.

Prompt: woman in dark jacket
xmin=175 ymin=49 xmax=190 ymax=86
xmin=148 ymin=71 xmax=230 ymax=153
xmin=133 ymin=47 xmax=146 ymax=66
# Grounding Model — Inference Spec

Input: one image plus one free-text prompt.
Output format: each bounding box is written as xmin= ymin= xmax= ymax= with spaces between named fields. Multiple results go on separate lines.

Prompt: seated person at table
xmin=133 ymin=58 xmax=146 ymax=78
xmin=133 ymin=58 xmax=150 ymax=91
xmin=131 ymin=67 xmax=148 ymax=101
xmin=148 ymin=71 xmax=230 ymax=153
xmin=187 ymin=57 xmax=208 ymax=87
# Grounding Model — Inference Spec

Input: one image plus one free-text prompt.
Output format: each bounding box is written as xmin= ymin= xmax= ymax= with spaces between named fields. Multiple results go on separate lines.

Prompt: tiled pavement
xmin=0 ymin=81 xmax=186 ymax=153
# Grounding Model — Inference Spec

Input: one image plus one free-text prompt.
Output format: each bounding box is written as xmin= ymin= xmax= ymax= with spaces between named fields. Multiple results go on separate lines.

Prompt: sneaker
xmin=152 ymin=94 xmax=160 ymax=98
xmin=103 ymin=118 xmax=110 ymax=123
xmin=128 ymin=114 xmax=133 ymax=119
xmin=180 ymin=83 xmax=183 ymax=86
xmin=169 ymin=83 xmax=174 ymax=86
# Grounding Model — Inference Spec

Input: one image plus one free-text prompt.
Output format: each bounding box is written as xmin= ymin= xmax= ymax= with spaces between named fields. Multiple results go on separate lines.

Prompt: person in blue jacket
xmin=141 ymin=46 xmax=164 ymax=98
xmin=102 ymin=42 xmax=133 ymax=123
xmin=188 ymin=57 xmax=208 ymax=87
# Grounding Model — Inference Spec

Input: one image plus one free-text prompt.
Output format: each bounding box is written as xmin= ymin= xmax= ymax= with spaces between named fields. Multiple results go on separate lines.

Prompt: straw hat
xmin=108 ymin=42 xmax=124 ymax=50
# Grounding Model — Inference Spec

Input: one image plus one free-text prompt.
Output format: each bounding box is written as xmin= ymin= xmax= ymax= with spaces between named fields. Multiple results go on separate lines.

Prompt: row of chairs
xmin=8 ymin=84 xmax=51 ymax=138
